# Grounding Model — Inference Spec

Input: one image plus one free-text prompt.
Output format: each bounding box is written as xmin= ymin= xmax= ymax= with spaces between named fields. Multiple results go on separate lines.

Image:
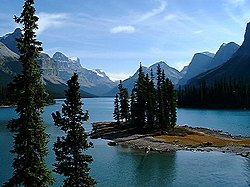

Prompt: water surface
xmin=1 ymin=98 xmax=250 ymax=186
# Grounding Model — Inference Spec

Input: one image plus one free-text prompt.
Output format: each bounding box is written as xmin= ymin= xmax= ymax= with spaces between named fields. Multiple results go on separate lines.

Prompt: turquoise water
xmin=0 ymin=98 xmax=250 ymax=186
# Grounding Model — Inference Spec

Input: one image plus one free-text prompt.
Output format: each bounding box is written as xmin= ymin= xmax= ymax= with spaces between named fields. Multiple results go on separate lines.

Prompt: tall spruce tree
xmin=118 ymin=81 xmax=130 ymax=122
xmin=4 ymin=0 xmax=54 ymax=186
xmin=52 ymin=73 xmax=96 ymax=187
xmin=156 ymin=64 xmax=164 ymax=129
xmin=145 ymin=73 xmax=156 ymax=129
xmin=130 ymin=87 xmax=137 ymax=126
xmin=113 ymin=94 xmax=121 ymax=124
xmin=167 ymin=78 xmax=177 ymax=128
xmin=132 ymin=63 xmax=146 ymax=130
xmin=161 ymin=70 xmax=169 ymax=129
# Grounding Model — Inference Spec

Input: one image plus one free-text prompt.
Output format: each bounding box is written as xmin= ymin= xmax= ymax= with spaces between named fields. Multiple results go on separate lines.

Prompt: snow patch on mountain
xmin=92 ymin=69 xmax=104 ymax=78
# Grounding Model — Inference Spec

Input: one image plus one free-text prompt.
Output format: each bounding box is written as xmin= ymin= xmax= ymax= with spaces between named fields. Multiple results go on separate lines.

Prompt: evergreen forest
xmin=177 ymin=79 xmax=250 ymax=109
xmin=114 ymin=63 xmax=177 ymax=132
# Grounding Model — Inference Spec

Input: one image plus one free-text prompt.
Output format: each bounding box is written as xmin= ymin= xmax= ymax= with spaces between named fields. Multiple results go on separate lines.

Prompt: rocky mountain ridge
xmin=188 ymin=22 xmax=250 ymax=86
xmin=0 ymin=29 xmax=116 ymax=96
xmin=105 ymin=61 xmax=182 ymax=96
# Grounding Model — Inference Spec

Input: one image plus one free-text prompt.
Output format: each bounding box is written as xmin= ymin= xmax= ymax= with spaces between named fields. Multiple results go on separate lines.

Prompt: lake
xmin=0 ymin=98 xmax=250 ymax=186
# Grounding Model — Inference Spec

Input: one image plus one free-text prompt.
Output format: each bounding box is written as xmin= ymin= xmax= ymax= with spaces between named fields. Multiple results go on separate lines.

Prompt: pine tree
xmin=133 ymin=63 xmax=146 ymax=130
xmin=156 ymin=64 xmax=164 ymax=129
xmin=113 ymin=94 xmax=121 ymax=124
xmin=4 ymin=0 xmax=54 ymax=186
xmin=145 ymin=73 xmax=156 ymax=129
xmin=168 ymin=79 xmax=177 ymax=128
xmin=130 ymin=87 xmax=137 ymax=125
xmin=52 ymin=73 xmax=96 ymax=187
xmin=161 ymin=70 xmax=169 ymax=129
xmin=118 ymin=81 xmax=130 ymax=122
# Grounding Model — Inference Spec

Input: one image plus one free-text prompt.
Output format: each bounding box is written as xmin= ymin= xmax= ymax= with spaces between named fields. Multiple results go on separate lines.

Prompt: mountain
xmin=188 ymin=22 xmax=250 ymax=86
xmin=52 ymin=52 xmax=116 ymax=96
xmin=0 ymin=42 xmax=21 ymax=86
xmin=0 ymin=29 xmax=116 ymax=97
xmin=178 ymin=42 xmax=239 ymax=86
xmin=0 ymin=41 xmax=94 ymax=98
xmin=106 ymin=61 xmax=182 ymax=96
xmin=0 ymin=28 xmax=22 ymax=54
xmin=180 ymin=65 xmax=188 ymax=76
xmin=206 ymin=42 xmax=240 ymax=70
xmin=177 ymin=52 xmax=214 ymax=86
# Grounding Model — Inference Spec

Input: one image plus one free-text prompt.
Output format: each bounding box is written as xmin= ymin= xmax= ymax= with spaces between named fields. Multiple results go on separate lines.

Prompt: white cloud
xmin=110 ymin=25 xmax=135 ymax=34
xmin=137 ymin=0 xmax=167 ymax=22
xmin=163 ymin=13 xmax=192 ymax=22
xmin=37 ymin=12 xmax=69 ymax=35
xmin=194 ymin=30 xmax=203 ymax=34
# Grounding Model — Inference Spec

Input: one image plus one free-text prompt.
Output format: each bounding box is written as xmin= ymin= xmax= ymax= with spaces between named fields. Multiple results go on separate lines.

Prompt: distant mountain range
xmin=188 ymin=22 xmax=250 ymax=86
xmin=105 ymin=61 xmax=182 ymax=96
xmin=178 ymin=42 xmax=240 ymax=86
xmin=178 ymin=52 xmax=215 ymax=86
xmin=0 ymin=29 xmax=116 ymax=97
xmin=52 ymin=52 xmax=116 ymax=95
xmin=1 ymin=22 xmax=250 ymax=98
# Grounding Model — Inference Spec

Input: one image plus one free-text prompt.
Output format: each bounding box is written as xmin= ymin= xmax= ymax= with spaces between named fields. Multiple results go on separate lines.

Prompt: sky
xmin=0 ymin=0 xmax=250 ymax=80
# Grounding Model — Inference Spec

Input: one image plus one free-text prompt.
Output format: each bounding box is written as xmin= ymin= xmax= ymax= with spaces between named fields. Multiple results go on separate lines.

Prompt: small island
xmin=91 ymin=122 xmax=250 ymax=158
xmin=92 ymin=65 xmax=250 ymax=158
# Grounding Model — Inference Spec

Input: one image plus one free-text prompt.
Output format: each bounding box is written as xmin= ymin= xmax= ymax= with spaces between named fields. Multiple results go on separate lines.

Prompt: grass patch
xmin=91 ymin=122 xmax=250 ymax=148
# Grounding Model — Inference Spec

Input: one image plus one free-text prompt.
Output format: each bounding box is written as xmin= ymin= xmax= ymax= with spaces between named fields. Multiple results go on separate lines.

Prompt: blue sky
xmin=0 ymin=0 xmax=250 ymax=80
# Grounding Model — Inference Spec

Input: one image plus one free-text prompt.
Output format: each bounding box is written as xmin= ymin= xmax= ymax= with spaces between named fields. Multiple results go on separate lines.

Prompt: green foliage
xmin=0 ymin=86 xmax=9 ymax=105
xmin=178 ymin=78 xmax=250 ymax=109
xmin=4 ymin=0 xmax=54 ymax=186
xmin=131 ymin=63 xmax=147 ymax=130
xmin=114 ymin=63 xmax=177 ymax=133
xmin=145 ymin=72 xmax=156 ymax=129
xmin=118 ymin=80 xmax=130 ymax=122
xmin=52 ymin=73 xmax=96 ymax=187
xmin=113 ymin=94 xmax=121 ymax=123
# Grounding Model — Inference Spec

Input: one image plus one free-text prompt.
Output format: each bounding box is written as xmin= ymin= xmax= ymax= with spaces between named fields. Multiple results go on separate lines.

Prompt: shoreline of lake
xmin=91 ymin=122 xmax=250 ymax=158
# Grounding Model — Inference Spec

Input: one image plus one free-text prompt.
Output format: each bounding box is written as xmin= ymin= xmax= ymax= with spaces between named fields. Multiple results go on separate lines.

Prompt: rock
xmin=107 ymin=141 xmax=117 ymax=146
xmin=240 ymin=152 xmax=249 ymax=157
xmin=201 ymin=142 xmax=213 ymax=147
xmin=173 ymin=139 xmax=180 ymax=143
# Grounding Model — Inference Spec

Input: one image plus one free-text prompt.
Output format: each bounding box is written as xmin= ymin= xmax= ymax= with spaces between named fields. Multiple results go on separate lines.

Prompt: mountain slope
xmin=0 ymin=42 xmax=21 ymax=86
xmin=0 ymin=28 xmax=22 ymax=54
xmin=207 ymin=42 xmax=239 ymax=70
xmin=53 ymin=52 xmax=116 ymax=95
xmin=106 ymin=61 xmax=182 ymax=96
xmin=0 ymin=42 xmax=94 ymax=98
xmin=177 ymin=52 xmax=214 ymax=86
xmin=188 ymin=22 xmax=250 ymax=85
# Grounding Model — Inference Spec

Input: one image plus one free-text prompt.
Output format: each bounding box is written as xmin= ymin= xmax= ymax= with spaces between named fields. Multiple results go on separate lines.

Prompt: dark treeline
xmin=0 ymin=86 xmax=8 ymax=105
xmin=177 ymin=78 xmax=250 ymax=109
xmin=114 ymin=63 xmax=177 ymax=132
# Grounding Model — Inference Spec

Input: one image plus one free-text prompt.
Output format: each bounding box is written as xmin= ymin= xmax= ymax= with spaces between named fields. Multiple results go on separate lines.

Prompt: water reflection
xmin=245 ymin=158 xmax=250 ymax=185
xmin=134 ymin=151 xmax=176 ymax=187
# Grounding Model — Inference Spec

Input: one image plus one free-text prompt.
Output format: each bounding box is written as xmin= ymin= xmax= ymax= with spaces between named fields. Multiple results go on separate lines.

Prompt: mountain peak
xmin=149 ymin=61 xmax=169 ymax=69
xmin=242 ymin=22 xmax=250 ymax=48
xmin=0 ymin=28 xmax=22 ymax=54
xmin=13 ymin=28 xmax=22 ymax=36
xmin=53 ymin=52 xmax=69 ymax=61
xmin=201 ymin=51 xmax=215 ymax=58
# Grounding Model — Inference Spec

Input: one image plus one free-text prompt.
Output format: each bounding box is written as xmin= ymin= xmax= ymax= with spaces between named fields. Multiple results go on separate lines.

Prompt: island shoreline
xmin=90 ymin=122 xmax=250 ymax=158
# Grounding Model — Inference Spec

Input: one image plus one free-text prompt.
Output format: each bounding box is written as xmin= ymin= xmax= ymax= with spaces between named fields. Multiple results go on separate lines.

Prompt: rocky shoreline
xmin=91 ymin=122 xmax=250 ymax=158
xmin=112 ymin=134 xmax=250 ymax=158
